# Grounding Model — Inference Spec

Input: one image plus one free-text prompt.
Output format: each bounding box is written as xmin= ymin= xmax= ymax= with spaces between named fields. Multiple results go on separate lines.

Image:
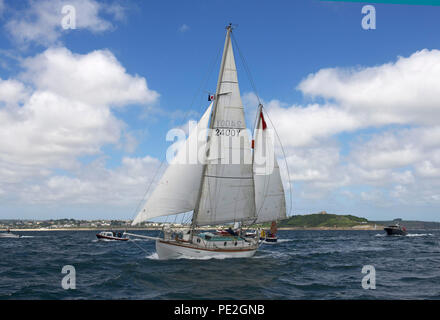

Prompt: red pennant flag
xmin=260 ymin=111 xmax=267 ymax=130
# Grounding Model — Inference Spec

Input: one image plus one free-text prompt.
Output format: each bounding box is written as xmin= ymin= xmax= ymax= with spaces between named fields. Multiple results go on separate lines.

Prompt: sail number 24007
xmin=215 ymin=120 xmax=243 ymax=136
xmin=215 ymin=128 xmax=241 ymax=136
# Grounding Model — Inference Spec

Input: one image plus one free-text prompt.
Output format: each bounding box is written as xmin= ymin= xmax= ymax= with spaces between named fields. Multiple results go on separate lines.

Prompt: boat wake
xmin=261 ymin=238 xmax=294 ymax=244
xmin=93 ymin=239 xmax=126 ymax=242
xmin=375 ymin=233 xmax=434 ymax=237
xmin=146 ymin=252 xmax=159 ymax=260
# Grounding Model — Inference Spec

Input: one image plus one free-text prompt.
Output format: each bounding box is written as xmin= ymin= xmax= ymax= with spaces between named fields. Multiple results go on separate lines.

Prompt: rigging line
xmin=261 ymin=106 xmax=294 ymax=217
xmin=231 ymin=32 xmax=267 ymax=225
xmin=172 ymin=211 xmax=179 ymax=225
xmin=231 ymin=33 xmax=271 ymax=223
xmin=185 ymin=39 xmax=224 ymax=228
xmin=231 ymin=32 xmax=261 ymax=104
xmin=130 ymin=40 xmax=222 ymax=226
xmin=231 ymin=33 xmax=262 ymax=133
xmin=180 ymin=212 xmax=186 ymax=225
xmin=231 ymin=33 xmax=268 ymax=221
xmin=129 ymin=237 xmax=150 ymax=255
xmin=192 ymin=40 xmax=223 ymax=117
xmin=130 ymin=160 xmax=165 ymax=222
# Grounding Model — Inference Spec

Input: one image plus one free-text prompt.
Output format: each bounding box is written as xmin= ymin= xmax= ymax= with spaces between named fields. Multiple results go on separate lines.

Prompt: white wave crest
xmin=146 ymin=252 xmax=159 ymax=260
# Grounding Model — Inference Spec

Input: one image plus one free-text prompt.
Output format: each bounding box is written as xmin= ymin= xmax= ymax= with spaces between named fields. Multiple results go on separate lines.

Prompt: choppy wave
xmin=261 ymin=238 xmax=294 ymax=244
xmin=1 ymin=229 xmax=439 ymax=299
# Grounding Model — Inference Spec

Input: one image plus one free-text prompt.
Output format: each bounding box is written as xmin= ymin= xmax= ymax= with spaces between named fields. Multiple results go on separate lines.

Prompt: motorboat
xmin=0 ymin=232 xmax=21 ymax=238
xmin=0 ymin=229 xmax=20 ymax=238
xmin=96 ymin=231 xmax=129 ymax=241
xmin=384 ymin=224 xmax=407 ymax=236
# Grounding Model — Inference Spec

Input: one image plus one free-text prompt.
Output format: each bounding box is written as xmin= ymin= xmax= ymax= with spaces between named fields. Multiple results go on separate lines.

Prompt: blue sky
xmin=1 ymin=0 xmax=440 ymax=222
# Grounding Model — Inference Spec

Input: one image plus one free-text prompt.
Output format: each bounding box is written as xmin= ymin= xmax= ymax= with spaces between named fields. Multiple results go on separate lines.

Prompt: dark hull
xmin=96 ymin=234 xmax=129 ymax=241
xmin=384 ymin=227 xmax=407 ymax=236
xmin=259 ymin=237 xmax=278 ymax=242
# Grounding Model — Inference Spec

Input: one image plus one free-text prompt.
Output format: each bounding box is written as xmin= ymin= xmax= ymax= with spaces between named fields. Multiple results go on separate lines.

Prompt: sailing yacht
xmin=130 ymin=25 xmax=286 ymax=259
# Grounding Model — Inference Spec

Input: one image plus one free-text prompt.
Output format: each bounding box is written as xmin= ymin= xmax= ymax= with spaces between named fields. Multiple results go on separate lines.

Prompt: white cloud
xmin=248 ymin=49 xmax=440 ymax=156
xmin=20 ymin=156 xmax=161 ymax=205
xmin=415 ymin=160 xmax=440 ymax=178
xmin=247 ymin=49 xmax=440 ymax=213
xmin=350 ymin=132 xmax=421 ymax=170
xmin=0 ymin=90 xmax=122 ymax=168
xmin=0 ymin=78 xmax=29 ymax=106
xmin=349 ymin=126 xmax=440 ymax=172
xmin=298 ymin=49 xmax=440 ymax=127
xmin=20 ymin=47 xmax=159 ymax=107
xmin=0 ymin=47 xmax=158 ymax=187
xmin=285 ymin=145 xmax=342 ymax=183
xmin=5 ymin=0 xmax=124 ymax=46
xmin=0 ymin=43 xmax=163 ymax=216
xmin=265 ymin=100 xmax=359 ymax=148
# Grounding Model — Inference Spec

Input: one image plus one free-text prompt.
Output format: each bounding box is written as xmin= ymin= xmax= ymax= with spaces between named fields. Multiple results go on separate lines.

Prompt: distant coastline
xmin=2 ymin=212 xmax=440 ymax=232
xmin=0 ymin=228 xmax=160 ymax=232
xmin=0 ymin=225 xmax=382 ymax=232
xmin=1 ymin=225 xmax=381 ymax=232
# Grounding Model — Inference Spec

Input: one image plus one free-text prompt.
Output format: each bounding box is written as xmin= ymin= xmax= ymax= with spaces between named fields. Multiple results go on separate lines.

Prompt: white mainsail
xmin=131 ymin=103 xmax=212 ymax=225
xmin=195 ymin=31 xmax=256 ymax=226
xmin=253 ymin=107 xmax=286 ymax=223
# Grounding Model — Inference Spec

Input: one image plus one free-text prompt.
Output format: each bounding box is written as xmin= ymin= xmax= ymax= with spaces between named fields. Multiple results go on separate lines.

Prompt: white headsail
xmin=195 ymin=30 xmax=256 ymax=226
xmin=253 ymin=107 xmax=286 ymax=223
xmin=131 ymin=103 xmax=212 ymax=225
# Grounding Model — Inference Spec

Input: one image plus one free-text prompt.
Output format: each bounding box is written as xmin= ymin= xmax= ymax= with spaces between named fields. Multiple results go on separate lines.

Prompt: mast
xmin=191 ymin=24 xmax=234 ymax=234
xmin=250 ymin=103 xmax=263 ymax=224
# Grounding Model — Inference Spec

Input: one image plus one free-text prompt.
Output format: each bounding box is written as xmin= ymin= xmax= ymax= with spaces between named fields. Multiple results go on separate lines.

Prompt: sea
xmin=1 ymin=230 xmax=439 ymax=300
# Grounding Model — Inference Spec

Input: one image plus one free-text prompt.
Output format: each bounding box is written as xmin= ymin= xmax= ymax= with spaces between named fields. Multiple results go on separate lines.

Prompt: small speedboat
xmin=264 ymin=232 xmax=278 ymax=243
xmin=0 ymin=232 xmax=20 ymax=238
xmin=259 ymin=221 xmax=279 ymax=243
xmin=384 ymin=224 xmax=407 ymax=236
xmin=96 ymin=231 xmax=129 ymax=241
